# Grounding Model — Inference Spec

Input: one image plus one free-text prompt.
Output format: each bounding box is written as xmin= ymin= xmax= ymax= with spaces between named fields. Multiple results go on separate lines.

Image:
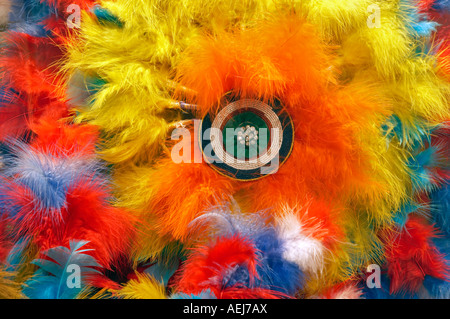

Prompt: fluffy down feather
xmin=202 ymin=50 xmax=405 ymax=226
xmin=0 ymin=141 xmax=135 ymax=267
xmin=174 ymin=235 xmax=286 ymax=299
xmin=190 ymin=206 xmax=305 ymax=296
xmin=383 ymin=216 xmax=449 ymax=294
xmin=313 ymin=281 xmax=364 ymax=299
xmin=113 ymin=152 xmax=236 ymax=242
xmin=61 ymin=0 xmax=274 ymax=165
xmin=175 ymin=14 xmax=335 ymax=117
xmin=8 ymin=0 xmax=55 ymax=37
xmin=0 ymin=92 xmax=68 ymax=141
xmin=421 ymin=237 xmax=450 ymax=298
xmin=29 ymin=117 xmax=99 ymax=157
xmin=0 ymin=269 xmax=25 ymax=299
xmin=117 ymin=272 xmax=166 ymax=299
xmin=0 ymin=32 xmax=64 ymax=97
xmin=275 ymin=206 xmax=328 ymax=277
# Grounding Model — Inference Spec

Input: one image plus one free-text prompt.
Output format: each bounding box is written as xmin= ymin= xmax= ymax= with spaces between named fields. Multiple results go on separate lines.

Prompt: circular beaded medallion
xmin=200 ymin=95 xmax=294 ymax=181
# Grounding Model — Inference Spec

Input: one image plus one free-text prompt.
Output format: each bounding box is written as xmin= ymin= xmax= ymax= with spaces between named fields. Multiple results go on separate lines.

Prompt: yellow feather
xmin=118 ymin=273 xmax=167 ymax=299
xmin=0 ymin=269 xmax=26 ymax=299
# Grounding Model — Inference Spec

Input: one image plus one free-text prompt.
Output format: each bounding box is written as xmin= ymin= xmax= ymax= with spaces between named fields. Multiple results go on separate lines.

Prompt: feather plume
xmin=275 ymin=208 xmax=327 ymax=277
xmin=0 ymin=92 xmax=68 ymax=141
xmin=8 ymin=0 xmax=55 ymax=37
xmin=422 ymin=238 xmax=450 ymax=298
xmin=0 ymin=268 xmax=26 ymax=299
xmin=314 ymin=281 xmax=364 ymax=299
xmin=190 ymin=205 xmax=305 ymax=295
xmin=408 ymin=144 xmax=449 ymax=194
xmin=23 ymin=240 xmax=101 ymax=299
xmin=0 ymin=32 xmax=63 ymax=96
xmin=383 ymin=217 xmax=449 ymax=294
xmin=0 ymin=141 xmax=135 ymax=267
xmin=113 ymin=155 xmax=236 ymax=242
xmin=117 ymin=272 xmax=166 ymax=299
xmin=175 ymin=14 xmax=334 ymax=117
xmin=430 ymin=183 xmax=450 ymax=235
xmin=174 ymin=235 xmax=285 ymax=299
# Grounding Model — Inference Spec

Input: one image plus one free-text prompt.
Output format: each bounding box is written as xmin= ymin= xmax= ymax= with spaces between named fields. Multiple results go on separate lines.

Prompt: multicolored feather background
xmin=0 ymin=0 xmax=449 ymax=299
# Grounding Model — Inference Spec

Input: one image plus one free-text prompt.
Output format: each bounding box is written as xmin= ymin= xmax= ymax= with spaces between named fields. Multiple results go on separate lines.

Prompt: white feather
xmin=276 ymin=209 xmax=325 ymax=276
xmin=312 ymin=283 xmax=364 ymax=299
xmin=330 ymin=284 xmax=364 ymax=299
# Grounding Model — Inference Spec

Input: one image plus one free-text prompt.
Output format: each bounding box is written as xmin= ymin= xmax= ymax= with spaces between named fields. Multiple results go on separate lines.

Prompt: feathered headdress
xmin=0 ymin=0 xmax=448 ymax=299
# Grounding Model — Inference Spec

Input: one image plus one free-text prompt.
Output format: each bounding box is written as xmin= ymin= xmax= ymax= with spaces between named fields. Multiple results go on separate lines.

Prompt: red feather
xmin=0 ymin=219 xmax=12 ymax=264
xmin=175 ymin=236 xmax=263 ymax=298
xmin=29 ymin=117 xmax=99 ymax=157
xmin=6 ymin=176 xmax=136 ymax=268
xmin=0 ymin=32 xmax=64 ymax=97
xmin=0 ymin=92 xmax=68 ymax=141
xmin=383 ymin=216 xmax=449 ymax=294
xmin=417 ymin=0 xmax=436 ymax=12
xmin=217 ymin=287 xmax=286 ymax=299
xmin=1 ymin=120 xmax=136 ymax=267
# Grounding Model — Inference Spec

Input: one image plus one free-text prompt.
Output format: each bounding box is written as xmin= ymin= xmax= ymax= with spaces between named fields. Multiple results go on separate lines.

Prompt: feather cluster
xmin=0 ymin=0 xmax=448 ymax=299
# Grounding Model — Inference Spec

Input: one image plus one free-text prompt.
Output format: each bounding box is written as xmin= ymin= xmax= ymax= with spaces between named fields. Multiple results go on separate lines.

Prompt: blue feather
xmin=23 ymin=240 xmax=102 ymax=299
xmin=392 ymin=201 xmax=424 ymax=229
xmin=410 ymin=20 xmax=439 ymax=37
xmin=171 ymin=289 xmax=217 ymax=299
xmin=9 ymin=0 xmax=56 ymax=37
xmin=422 ymin=276 xmax=450 ymax=299
xmin=252 ymin=228 xmax=304 ymax=295
xmin=382 ymin=115 xmax=432 ymax=150
xmin=5 ymin=238 xmax=28 ymax=271
xmin=91 ymin=5 xmax=123 ymax=28
xmin=430 ymin=182 xmax=450 ymax=235
xmin=360 ymin=274 xmax=420 ymax=299
xmin=407 ymin=145 xmax=447 ymax=194
xmin=399 ymin=0 xmax=439 ymax=38
xmin=2 ymin=142 xmax=107 ymax=214
xmin=433 ymin=0 xmax=450 ymax=11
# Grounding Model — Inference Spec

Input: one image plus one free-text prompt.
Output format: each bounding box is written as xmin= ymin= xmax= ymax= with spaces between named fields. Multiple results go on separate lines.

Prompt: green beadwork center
xmin=222 ymin=111 xmax=270 ymax=160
